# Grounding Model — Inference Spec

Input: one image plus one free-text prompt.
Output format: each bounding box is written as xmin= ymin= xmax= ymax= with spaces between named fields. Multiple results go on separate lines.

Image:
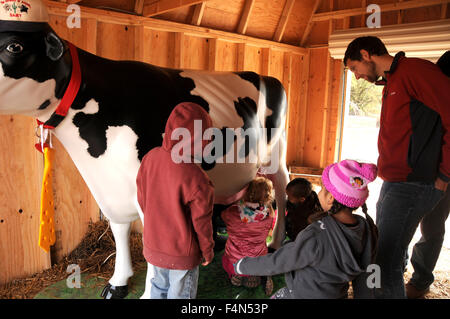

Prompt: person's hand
xmin=435 ymin=177 xmax=448 ymax=192
xmin=201 ymin=256 xmax=213 ymax=266
xmin=267 ymin=240 xmax=281 ymax=250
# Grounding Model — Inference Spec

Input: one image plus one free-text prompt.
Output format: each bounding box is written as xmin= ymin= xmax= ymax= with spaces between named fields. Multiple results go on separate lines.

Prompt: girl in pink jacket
xmin=221 ymin=176 xmax=274 ymax=295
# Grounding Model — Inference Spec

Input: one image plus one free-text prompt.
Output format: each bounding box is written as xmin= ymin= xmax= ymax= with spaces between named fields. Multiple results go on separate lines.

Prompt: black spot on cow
xmin=234 ymin=71 xmax=260 ymax=91
xmin=261 ymin=76 xmax=286 ymax=142
xmin=38 ymin=99 xmax=51 ymax=110
xmin=69 ymin=49 xmax=211 ymax=162
xmin=233 ymin=97 xmax=261 ymax=159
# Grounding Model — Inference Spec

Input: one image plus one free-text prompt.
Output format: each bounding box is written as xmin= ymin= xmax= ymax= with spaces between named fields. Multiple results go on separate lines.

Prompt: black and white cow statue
xmin=0 ymin=0 xmax=289 ymax=298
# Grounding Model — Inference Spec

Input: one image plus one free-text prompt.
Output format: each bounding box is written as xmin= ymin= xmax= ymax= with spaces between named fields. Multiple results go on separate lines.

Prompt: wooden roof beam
xmin=135 ymin=0 xmax=145 ymax=15
xmin=58 ymin=0 xmax=82 ymax=3
xmin=312 ymin=0 xmax=450 ymax=22
xmin=237 ymin=0 xmax=255 ymax=34
xmin=142 ymin=0 xmax=212 ymax=18
xmin=442 ymin=2 xmax=448 ymax=18
xmin=191 ymin=3 xmax=206 ymax=26
xmin=300 ymin=0 xmax=322 ymax=47
xmin=273 ymin=0 xmax=296 ymax=42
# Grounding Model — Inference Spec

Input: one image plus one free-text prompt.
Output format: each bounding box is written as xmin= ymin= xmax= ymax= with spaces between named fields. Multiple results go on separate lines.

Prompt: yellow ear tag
xmin=38 ymin=146 xmax=56 ymax=252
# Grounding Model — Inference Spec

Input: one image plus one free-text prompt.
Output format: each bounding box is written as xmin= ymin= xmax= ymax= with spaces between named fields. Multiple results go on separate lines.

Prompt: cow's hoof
xmin=101 ymin=283 xmax=128 ymax=299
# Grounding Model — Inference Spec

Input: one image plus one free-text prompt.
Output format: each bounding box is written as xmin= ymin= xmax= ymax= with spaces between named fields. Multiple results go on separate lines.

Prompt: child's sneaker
xmin=231 ymin=275 xmax=243 ymax=286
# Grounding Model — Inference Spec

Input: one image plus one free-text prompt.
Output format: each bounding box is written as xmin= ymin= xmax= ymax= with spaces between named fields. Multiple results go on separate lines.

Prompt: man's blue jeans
xmin=409 ymin=186 xmax=450 ymax=290
xmin=375 ymin=181 xmax=445 ymax=299
xmin=150 ymin=265 xmax=199 ymax=299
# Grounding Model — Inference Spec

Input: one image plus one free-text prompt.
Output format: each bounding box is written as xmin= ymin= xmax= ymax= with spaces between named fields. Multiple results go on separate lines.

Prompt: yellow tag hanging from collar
xmin=37 ymin=126 xmax=56 ymax=252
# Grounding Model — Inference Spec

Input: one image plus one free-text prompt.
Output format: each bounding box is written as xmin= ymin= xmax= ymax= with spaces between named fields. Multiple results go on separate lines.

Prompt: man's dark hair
xmin=286 ymin=178 xmax=312 ymax=198
xmin=344 ymin=36 xmax=389 ymax=66
xmin=437 ymin=51 xmax=450 ymax=77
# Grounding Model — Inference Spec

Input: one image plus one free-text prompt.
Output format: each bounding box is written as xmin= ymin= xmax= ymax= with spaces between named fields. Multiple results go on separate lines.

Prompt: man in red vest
xmin=344 ymin=37 xmax=450 ymax=299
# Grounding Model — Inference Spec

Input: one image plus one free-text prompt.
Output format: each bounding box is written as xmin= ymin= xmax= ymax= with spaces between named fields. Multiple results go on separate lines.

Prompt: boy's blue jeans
xmin=375 ymin=181 xmax=445 ymax=299
xmin=150 ymin=265 xmax=199 ymax=299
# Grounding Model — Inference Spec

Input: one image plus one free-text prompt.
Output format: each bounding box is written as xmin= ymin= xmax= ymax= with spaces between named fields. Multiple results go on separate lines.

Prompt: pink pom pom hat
xmin=322 ymin=159 xmax=378 ymax=208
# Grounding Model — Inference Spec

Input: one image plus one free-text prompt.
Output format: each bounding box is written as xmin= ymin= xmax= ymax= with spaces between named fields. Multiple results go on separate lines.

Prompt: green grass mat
xmin=34 ymin=250 xmax=285 ymax=299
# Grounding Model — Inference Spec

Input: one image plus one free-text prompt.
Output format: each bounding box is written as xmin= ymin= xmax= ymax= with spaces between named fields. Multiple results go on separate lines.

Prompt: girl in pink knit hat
xmin=318 ymin=159 xmax=378 ymax=232
xmin=234 ymin=159 xmax=379 ymax=299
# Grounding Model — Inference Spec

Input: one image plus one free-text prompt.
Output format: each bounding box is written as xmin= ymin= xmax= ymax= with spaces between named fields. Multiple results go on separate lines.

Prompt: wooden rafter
xmin=143 ymin=0 xmax=212 ymax=18
xmin=191 ymin=3 xmax=206 ymax=26
xmin=237 ymin=0 xmax=255 ymax=34
xmin=273 ymin=0 xmax=296 ymax=42
xmin=312 ymin=0 xmax=450 ymax=22
xmin=135 ymin=0 xmax=145 ymax=15
xmin=58 ymin=0 xmax=82 ymax=3
xmin=300 ymin=0 xmax=322 ymax=47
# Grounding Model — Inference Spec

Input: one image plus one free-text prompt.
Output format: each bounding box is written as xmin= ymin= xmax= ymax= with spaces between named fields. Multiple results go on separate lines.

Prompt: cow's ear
xmin=45 ymin=32 xmax=66 ymax=61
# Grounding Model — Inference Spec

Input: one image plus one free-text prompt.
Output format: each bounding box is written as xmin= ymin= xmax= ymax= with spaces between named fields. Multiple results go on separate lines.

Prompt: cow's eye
xmin=6 ymin=43 xmax=24 ymax=54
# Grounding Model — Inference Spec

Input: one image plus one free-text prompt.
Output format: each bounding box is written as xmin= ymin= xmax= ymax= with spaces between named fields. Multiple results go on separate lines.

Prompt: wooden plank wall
xmin=1 ymin=1 xmax=332 ymax=285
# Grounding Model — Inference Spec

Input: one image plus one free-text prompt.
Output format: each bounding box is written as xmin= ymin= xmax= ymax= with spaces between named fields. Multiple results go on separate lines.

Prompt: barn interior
xmin=0 ymin=0 xmax=449 ymax=298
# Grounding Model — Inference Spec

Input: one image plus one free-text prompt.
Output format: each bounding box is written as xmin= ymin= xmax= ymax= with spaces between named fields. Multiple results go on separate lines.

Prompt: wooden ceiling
xmin=59 ymin=0 xmax=450 ymax=47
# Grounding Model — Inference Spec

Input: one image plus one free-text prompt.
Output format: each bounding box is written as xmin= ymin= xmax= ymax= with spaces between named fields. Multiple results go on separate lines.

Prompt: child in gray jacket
xmin=234 ymin=159 xmax=378 ymax=299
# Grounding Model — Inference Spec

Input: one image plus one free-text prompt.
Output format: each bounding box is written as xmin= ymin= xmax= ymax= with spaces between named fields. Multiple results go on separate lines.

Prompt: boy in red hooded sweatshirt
xmin=136 ymin=102 xmax=215 ymax=299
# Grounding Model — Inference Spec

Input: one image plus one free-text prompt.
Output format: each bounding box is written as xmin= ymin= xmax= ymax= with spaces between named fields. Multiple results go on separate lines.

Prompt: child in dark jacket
xmin=137 ymin=102 xmax=215 ymax=299
xmin=285 ymin=178 xmax=323 ymax=241
xmin=234 ymin=159 xmax=378 ymax=299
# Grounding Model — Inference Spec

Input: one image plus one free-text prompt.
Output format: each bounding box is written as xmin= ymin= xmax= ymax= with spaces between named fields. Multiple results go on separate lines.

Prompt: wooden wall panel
xmin=303 ymin=48 xmax=329 ymax=167
xmin=183 ymin=36 xmax=209 ymax=70
xmin=97 ymin=23 xmax=135 ymax=61
xmin=141 ymin=29 xmax=174 ymax=67
xmin=268 ymin=49 xmax=284 ymax=80
xmin=215 ymin=40 xmax=239 ymax=71
xmin=286 ymin=53 xmax=307 ymax=166
xmin=326 ymin=59 xmax=344 ymax=165
xmin=241 ymin=45 xmax=263 ymax=73
xmin=0 ymin=116 xmax=50 ymax=285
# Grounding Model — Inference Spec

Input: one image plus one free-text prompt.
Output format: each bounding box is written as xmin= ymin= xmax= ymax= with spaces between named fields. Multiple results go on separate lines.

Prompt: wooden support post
xmin=208 ymin=38 xmax=218 ymax=71
xmin=237 ymin=43 xmax=247 ymax=71
xmin=134 ymin=25 xmax=145 ymax=61
xmin=397 ymin=0 xmax=404 ymax=24
xmin=261 ymin=47 xmax=271 ymax=76
xmin=84 ymin=18 xmax=98 ymax=55
xmin=173 ymin=32 xmax=185 ymax=68
xmin=283 ymin=52 xmax=292 ymax=137
xmin=297 ymin=52 xmax=310 ymax=165
xmin=320 ymin=52 xmax=334 ymax=168
xmin=361 ymin=0 xmax=367 ymax=27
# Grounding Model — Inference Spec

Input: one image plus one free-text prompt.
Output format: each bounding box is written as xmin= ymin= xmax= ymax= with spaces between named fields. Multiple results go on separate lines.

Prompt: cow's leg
xmin=265 ymin=133 xmax=289 ymax=250
xmin=134 ymin=197 xmax=154 ymax=299
xmin=100 ymin=221 xmax=134 ymax=299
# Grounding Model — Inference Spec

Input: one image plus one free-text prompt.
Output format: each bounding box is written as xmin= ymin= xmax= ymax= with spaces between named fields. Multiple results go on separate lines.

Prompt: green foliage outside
xmin=349 ymin=73 xmax=383 ymax=117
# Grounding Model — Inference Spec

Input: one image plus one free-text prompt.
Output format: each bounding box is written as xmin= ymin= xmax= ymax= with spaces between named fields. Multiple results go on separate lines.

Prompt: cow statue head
xmin=0 ymin=0 xmax=69 ymax=117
